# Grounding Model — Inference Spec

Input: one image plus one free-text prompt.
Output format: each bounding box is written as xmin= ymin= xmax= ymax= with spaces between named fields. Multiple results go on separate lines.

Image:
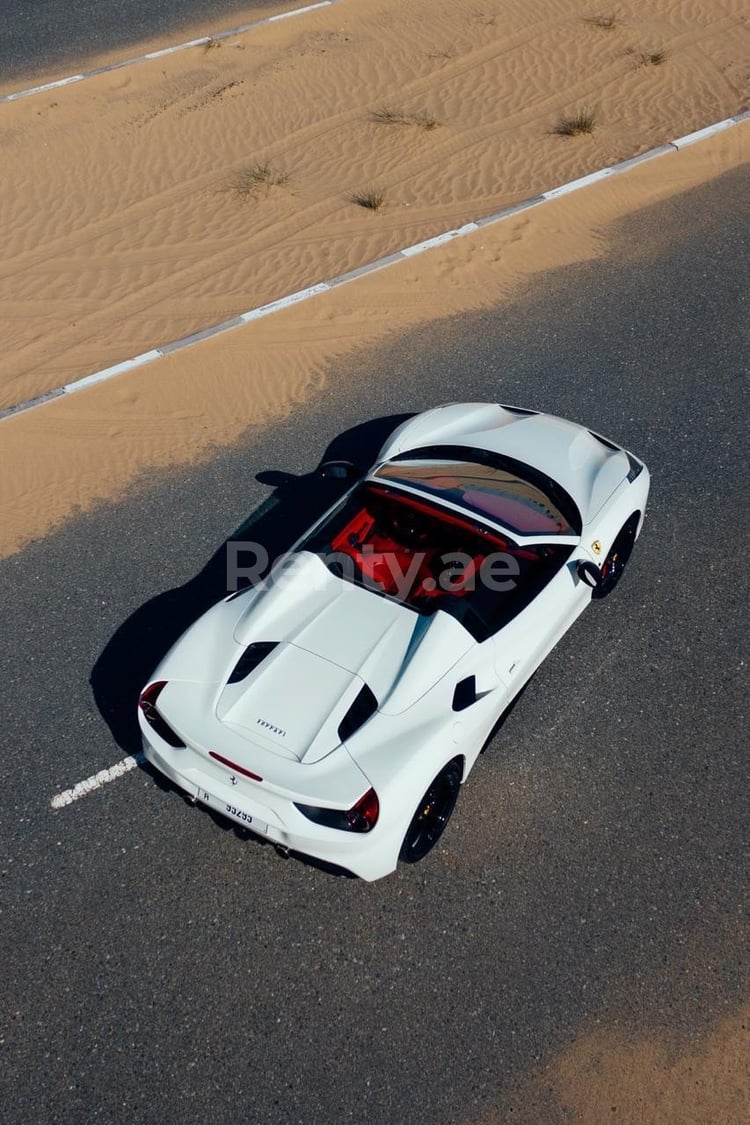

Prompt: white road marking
xmin=50 ymin=752 xmax=145 ymax=809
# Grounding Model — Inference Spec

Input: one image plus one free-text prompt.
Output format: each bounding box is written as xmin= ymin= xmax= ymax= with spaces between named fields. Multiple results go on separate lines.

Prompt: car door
xmin=492 ymin=545 xmax=592 ymax=696
xmin=443 ymin=632 xmax=512 ymax=771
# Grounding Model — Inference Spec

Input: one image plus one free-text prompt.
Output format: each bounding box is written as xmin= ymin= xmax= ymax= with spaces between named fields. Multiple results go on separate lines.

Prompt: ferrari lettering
xmin=256 ymin=719 xmax=286 ymax=737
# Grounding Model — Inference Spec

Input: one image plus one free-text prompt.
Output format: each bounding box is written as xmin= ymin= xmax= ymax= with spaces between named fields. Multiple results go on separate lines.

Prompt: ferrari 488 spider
xmin=139 ymin=403 xmax=649 ymax=879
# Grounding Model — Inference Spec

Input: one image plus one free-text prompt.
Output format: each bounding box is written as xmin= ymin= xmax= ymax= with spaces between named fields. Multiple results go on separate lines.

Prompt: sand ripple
xmin=0 ymin=0 xmax=747 ymax=408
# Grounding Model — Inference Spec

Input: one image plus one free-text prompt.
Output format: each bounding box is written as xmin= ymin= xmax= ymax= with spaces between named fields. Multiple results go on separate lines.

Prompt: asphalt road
xmin=0 ymin=165 xmax=748 ymax=1124
xmin=1 ymin=0 xmax=306 ymax=83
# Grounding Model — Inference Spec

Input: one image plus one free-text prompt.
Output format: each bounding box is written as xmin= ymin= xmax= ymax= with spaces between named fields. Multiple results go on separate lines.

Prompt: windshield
xmin=373 ymin=455 xmax=578 ymax=536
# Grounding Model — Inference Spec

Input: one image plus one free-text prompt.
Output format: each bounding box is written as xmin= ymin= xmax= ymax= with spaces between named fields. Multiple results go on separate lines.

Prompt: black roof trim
xmin=498 ymin=403 xmax=538 ymax=417
xmin=588 ymin=429 xmax=620 ymax=453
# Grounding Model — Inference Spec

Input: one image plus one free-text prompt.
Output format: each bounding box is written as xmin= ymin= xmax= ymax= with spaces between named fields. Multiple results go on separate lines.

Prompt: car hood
xmin=221 ymin=552 xmax=472 ymax=762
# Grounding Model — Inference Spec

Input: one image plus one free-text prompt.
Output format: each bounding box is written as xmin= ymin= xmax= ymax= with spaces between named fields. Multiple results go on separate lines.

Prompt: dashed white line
xmin=50 ymin=752 xmax=145 ymax=809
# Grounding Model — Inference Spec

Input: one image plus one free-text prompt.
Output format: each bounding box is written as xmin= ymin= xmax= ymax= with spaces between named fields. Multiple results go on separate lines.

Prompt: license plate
xmin=224 ymin=802 xmax=253 ymax=826
xmin=196 ymin=788 xmax=268 ymax=836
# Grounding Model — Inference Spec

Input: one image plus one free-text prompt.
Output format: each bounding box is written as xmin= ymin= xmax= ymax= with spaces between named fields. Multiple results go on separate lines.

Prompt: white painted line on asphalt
xmin=50 ymin=752 xmax=145 ymax=809
xmin=1 ymin=111 xmax=747 ymax=425
xmin=0 ymin=1 xmax=342 ymax=104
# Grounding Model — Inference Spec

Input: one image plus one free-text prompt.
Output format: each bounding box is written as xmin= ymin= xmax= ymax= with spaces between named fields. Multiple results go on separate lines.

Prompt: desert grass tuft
xmin=231 ymin=162 xmax=291 ymax=198
xmin=583 ymin=13 xmax=619 ymax=30
xmin=372 ymin=105 xmax=440 ymax=130
xmin=554 ymin=107 xmax=598 ymax=136
xmin=644 ymin=49 xmax=667 ymax=66
xmin=351 ymin=187 xmax=386 ymax=211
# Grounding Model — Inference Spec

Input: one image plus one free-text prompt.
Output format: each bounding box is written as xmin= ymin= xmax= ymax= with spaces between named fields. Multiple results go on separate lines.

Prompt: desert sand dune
xmin=0 ymin=0 xmax=747 ymax=409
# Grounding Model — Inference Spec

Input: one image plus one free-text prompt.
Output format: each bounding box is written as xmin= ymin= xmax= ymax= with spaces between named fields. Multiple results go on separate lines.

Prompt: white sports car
xmin=139 ymin=403 xmax=649 ymax=880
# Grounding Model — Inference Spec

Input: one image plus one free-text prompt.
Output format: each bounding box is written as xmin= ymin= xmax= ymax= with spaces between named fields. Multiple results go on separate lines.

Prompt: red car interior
xmin=329 ymin=484 xmax=539 ymax=606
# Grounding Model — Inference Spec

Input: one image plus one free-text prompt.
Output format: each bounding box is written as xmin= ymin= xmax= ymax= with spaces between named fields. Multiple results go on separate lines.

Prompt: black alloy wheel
xmin=399 ymin=759 xmax=462 ymax=864
xmin=593 ymin=514 xmax=639 ymax=599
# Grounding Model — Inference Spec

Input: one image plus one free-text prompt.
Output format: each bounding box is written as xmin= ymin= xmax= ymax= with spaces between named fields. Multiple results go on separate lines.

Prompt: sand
xmin=545 ymin=1001 xmax=749 ymax=1124
xmin=477 ymin=915 xmax=750 ymax=1123
xmin=1 ymin=0 xmax=748 ymax=411
xmin=0 ymin=110 xmax=746 ymax=557
xmin=476 ymin=1001 xmax=750 ymax=1124
xmin=0 ymin=0 xmax=747 ymax=553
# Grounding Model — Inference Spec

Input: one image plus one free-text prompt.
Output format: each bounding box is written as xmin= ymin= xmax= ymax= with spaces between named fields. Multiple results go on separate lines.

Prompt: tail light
xmin=138 ymin=681 xmax=185 ymax=748
xmin=294 ymin=787 xmax=379 ymax=833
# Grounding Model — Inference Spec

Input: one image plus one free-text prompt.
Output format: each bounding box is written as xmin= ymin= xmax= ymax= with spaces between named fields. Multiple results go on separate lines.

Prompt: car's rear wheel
xmin=593 ymin=514 xmax=639 ymax=600
xmin=399 ymin=759 xmax=462 ymax=864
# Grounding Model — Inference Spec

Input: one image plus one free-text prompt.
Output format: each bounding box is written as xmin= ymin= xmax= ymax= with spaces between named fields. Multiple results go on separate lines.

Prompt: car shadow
xmin=207 ymin=806 xmax=357 ymax=878
xmin=90 ymin=412 xmax=410 ymax=788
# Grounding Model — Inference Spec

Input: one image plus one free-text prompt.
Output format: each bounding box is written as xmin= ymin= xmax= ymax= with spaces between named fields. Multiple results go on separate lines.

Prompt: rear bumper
xmin=140 ymin=732 xmax=398 ymax=882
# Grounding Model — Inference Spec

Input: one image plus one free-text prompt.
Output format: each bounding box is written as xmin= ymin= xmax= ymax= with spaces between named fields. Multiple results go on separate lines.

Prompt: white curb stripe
xmin=475 ymin=196 xmax=545 ymax=226
xmin=670 ymin=118 xmax=735 ymax=149
xmin=50 ymin=752 xmax=145 ymax=809
xmin=0 ymin=1 xmax=342 ymax=104
xmin=401 ymin=224 xmax=480 ymax=257
xmin=239 ymin=282 xmax=332 ymax=321
xmin=143 ymin=38 xmax=210 ymax=60
xmin=5 ymin=74 xmax=86 ymax=100
xmin=267 ymin=1 xmax=332 ymax=22
xmin=0 ymin=111 xmax=746 ymax=425
xmin=63 ymin=349 xmax=162 ymax=394
xmin=543 ymin=166 xmax=613 ymax=199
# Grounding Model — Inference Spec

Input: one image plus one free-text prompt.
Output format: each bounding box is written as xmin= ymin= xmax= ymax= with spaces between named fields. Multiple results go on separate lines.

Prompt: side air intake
xmin=227 ymin=641 xmax=278 ymax=684
xmin=338 ymin=685 xmax=378 ymax=744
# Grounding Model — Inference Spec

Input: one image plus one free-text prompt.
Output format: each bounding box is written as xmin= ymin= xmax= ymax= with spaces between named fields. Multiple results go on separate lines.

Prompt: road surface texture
xmin=0 ymin=165 xmax=747 ymax=1123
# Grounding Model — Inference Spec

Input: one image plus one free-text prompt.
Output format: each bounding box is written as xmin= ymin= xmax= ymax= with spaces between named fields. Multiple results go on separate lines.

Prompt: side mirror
xmin=319 ymin=460 xmax=359 ymax=481
xmin=576 ymin=560 xmax=602 ymax=589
